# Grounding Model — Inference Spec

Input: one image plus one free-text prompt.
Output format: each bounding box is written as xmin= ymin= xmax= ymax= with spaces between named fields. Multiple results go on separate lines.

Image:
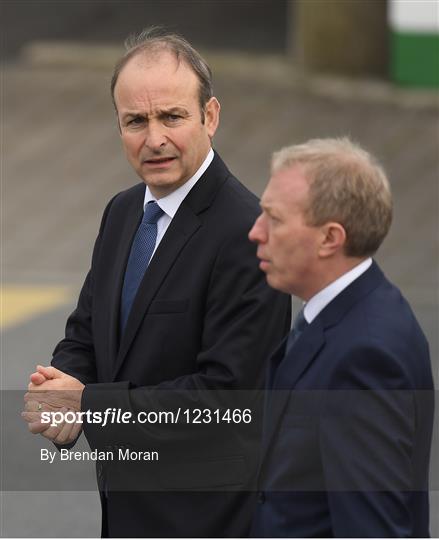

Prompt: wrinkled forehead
xmin=115 ymin=50 xmax=200 ymax=106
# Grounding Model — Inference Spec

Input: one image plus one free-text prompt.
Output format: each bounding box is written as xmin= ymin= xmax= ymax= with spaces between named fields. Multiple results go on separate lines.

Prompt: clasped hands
xmin=22 ymin=365 xmax=85 ymax=445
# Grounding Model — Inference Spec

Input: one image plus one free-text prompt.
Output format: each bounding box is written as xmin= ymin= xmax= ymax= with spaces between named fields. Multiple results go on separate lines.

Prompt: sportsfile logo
xmin=41 ymin=407 xmax=253 ymax=427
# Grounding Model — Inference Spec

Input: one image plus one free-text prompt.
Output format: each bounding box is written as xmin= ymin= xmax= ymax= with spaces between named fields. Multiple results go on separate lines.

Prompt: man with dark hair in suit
xmin=22 ymin=28 xmax=291 ymax=537
xmin=249 ymin=137 xmax=434 ymax=537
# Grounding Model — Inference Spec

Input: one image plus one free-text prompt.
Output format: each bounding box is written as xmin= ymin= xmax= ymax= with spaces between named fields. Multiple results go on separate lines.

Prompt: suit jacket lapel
xmin=266 ymin=337 xmax=288 ymax=390
xmin=260 ymin=336 xmax=289 ymax=451
xmin=272 ymin=319 xmax=325 ymax=390
xmin=107 ymin=189 xmax=144 ymax=375
xmin=112 ymin=152 xmax=229 ymax=380
xmin=260 ymin=322 xmax=325 ymax=465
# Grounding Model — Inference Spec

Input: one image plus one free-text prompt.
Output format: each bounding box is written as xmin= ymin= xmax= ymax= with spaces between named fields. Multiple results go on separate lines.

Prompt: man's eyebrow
xmin=121 ymin=111 xmax=146 ymax=120
xmin=158 ymin=107 xmax=189 ymax=116
xmin=260 ymin=202 xmax=281 ymax=217
xmin=121 ymin=107 xmax=189 ymax=120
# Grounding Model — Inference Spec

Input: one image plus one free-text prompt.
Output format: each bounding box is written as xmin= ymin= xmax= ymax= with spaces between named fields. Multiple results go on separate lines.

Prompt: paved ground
xmin=1 ymin=48 xmax=438 ymax=536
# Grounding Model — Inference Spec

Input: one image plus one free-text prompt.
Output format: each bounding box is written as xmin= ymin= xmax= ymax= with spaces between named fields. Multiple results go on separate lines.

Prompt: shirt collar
xmin=303 ymin=257 xmax=373 ymax=323
xmin=143 ymin=148 xmax=214 ymax=218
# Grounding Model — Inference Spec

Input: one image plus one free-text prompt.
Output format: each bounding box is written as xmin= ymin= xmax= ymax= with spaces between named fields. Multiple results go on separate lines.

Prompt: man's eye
xmin=128 ymin=117 xmax=144 ymax=126
xmin=165 ymin=114 xmax=181 ymax=122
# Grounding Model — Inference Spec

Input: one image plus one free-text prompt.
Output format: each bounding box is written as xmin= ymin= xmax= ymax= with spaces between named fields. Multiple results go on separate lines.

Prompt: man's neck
xmin=302 ymin=256 xmax=368 ymax=302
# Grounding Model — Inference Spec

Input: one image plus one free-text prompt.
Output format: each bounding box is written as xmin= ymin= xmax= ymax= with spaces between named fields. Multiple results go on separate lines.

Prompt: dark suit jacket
xmin=51 ymin=152 xmax=291 ymax=537
xmin=251 ymin=262 xmax=434 ymax=537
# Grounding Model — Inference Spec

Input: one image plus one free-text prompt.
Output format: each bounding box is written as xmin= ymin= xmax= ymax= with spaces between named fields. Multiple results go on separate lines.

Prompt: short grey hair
xmin=110 ymin=27 xmax=213 ymax=121
xmin=272 ymin=137 xmax=393 ymax=257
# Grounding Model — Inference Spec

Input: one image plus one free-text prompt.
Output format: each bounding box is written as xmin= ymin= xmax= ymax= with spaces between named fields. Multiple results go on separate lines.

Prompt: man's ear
xmin=318 ymin=222 xmax=346 ymax=258
xmin=204 ymin=97 xmax=220 ymax=138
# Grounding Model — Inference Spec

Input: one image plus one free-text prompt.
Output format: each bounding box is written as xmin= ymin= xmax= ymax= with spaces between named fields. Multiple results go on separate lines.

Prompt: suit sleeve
xmin=319 ymin=344 xmax=418 ymax=537
xmin=51 ymin=195 xmax=117 ymax=383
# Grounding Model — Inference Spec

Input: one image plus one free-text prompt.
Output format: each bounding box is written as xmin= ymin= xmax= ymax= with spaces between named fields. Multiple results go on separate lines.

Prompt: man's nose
xmin=145 ymin=123 xmax=167 ymax=150
xmin=248 ymin=214 xmax=266 ymax=244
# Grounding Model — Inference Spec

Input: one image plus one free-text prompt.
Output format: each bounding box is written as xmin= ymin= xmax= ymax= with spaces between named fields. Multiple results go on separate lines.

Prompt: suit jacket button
xmin=257 ymin=491 xmax=265 ymax=504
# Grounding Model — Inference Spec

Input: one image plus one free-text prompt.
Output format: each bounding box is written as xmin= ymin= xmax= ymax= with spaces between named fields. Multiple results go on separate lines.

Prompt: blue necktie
xmin=120 ymin=201 xmax=164 ymax=332
xmin=285 ymin=307 xmax=308 ymax=354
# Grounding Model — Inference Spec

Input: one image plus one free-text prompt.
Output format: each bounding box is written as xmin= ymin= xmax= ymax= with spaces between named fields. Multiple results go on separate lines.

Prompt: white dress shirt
xmin=142 ymin=148 xmax=214 ymax=258
xmin=301 ymin=258 xmax=373 ymax=324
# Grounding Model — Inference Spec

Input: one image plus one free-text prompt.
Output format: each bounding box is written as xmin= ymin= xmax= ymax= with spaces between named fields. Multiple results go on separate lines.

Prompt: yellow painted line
xmin=0 ymin=285 xmax=72 ymax=330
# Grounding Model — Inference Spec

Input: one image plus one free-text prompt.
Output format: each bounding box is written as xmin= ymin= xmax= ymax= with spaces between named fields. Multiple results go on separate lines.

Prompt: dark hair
xmin=110 ymin=27 xmax=213 ymax=120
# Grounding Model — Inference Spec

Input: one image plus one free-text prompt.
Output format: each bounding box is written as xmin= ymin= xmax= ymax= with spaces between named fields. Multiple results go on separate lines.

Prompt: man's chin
xmin=266 ymin=274 xmax=290 ymax=295
xmin=141 ymin=175 xmax=183 ymax=197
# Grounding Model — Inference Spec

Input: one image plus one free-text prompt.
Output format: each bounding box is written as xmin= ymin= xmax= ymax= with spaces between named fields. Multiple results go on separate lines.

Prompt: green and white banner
xmin=389 ymin=0 xmax=439 ymax=87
